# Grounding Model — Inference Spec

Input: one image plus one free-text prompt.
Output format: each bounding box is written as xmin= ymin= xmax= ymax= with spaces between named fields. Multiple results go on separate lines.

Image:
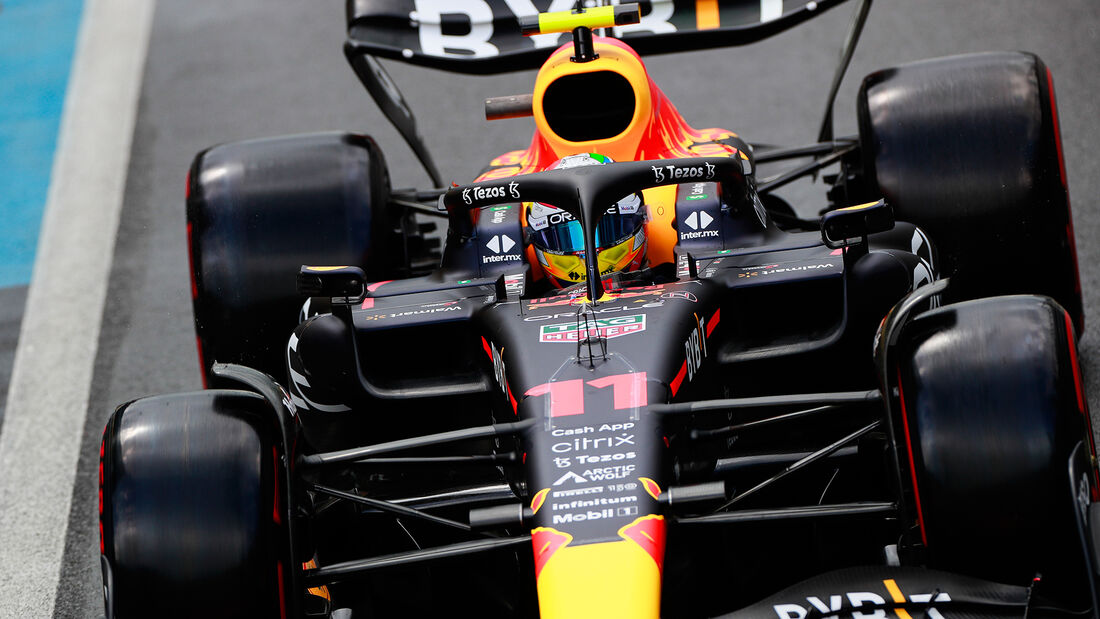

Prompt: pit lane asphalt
xmin=42 ymin=1 xmax=1100 ymax=616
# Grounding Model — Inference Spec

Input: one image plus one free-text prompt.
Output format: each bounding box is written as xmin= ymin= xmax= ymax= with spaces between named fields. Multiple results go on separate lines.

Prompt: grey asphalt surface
xmin=0 ymin=285 xmax=27 ymax=428
xmin=43 ymin=1 xmax=1100 ymax=616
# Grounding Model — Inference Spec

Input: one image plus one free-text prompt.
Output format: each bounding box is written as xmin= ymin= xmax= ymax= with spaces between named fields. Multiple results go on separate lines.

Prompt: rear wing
xmin=346 ymin=0 xmax=852 ymax=75
xmin=344 ymin=0 xmax=870 ymax=188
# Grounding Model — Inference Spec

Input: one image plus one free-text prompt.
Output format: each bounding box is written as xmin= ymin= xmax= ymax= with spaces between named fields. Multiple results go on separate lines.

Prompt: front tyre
xmin=859 ymin=52 xmax=1082 ymax=332
xmin=187 ymin=132 xmax=394 ymax=383
xmin=99 ymin=390 xmax=293 ymax=618
xmin=893 ymin=294 xmax=1096 ymax=605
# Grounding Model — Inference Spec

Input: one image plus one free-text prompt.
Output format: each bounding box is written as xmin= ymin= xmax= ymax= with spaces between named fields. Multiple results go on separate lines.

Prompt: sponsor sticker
xmin=551 ymin=422 xmax=634 ymax=437
xmin=462 ymin=181 xmax=520 ymax=204
xmin=361 ymin=305 xmax=462 ymax=321
xmin=553 ymin=486 xmax=605 ymax=498
xmin=502 ymin=272 xmax=525 ymax=297
xmin=551 ymin=464 xmax=638 ymax=486
xmin=684 ymin=315 xmax=708 ymax=381
xmin=490 ymin=207 xmax=510 ymax=224
xmin=737 ymin=262 xmax=838 ymax=279
xmin=527 ymin=285 xmax=667 ymax=309
xmin=772 ymin=580 xmax=951 ymax=619
xmin=683 ymin=210 xmax=713 ymax=230
xmin=680 ymin=209 xmax=719 ymax=240
xmin=551 ymin=434 xmax=635 ymax=454
xmin=485 ymin=234 xmax=516 ymax=254
xmin=660 ymin=291 xmax=698 ymax=302
xmin=651 ymin=161 xmax=716 ymax=183
xmin=551 ymin=451 xmax=636 ymax=469
xmin=552 ymin=471 xmax=589 ymax=486
xmin=552 ymin=508 xmax=631 ymax=524
xmin=551 ymin=495 xmax=637 ymax=511
xmin=539 ymin=314 xmax=646 ymax=342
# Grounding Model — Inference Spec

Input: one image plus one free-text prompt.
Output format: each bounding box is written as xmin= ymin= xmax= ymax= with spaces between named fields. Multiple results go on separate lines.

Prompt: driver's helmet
xmin=526 ymin=153 xmax=647 ymax=288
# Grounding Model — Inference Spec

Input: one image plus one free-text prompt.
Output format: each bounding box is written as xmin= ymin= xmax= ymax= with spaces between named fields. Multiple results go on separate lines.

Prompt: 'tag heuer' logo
xmin=539 ymin=315 xmax=646 ymax=343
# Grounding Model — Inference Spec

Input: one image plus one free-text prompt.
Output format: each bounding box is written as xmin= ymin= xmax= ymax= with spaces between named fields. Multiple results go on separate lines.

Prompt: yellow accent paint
xmin=305 ymin=265 xmax=349 ymax=272
xmin=883 ymin=579 xmax=912 ymax=619
xmin=536 ymin=540 xmax=661 ymax=619
xmin=837 ymin=200 xmax=883 ymax=212
xmin=490 ymin=151 xmax=523 ymax=166
xmin=689 ymin=143 xmax=730 ymax=157
xmin=642 ymin=185 xmax=678 ymax=267
xmin=696 ymin=0 xmax=720 ymax=30
xmin=540 ymin=250 xmax=586 ymax=283
xmin=531 ymin=488 xmax=551 ymax=515
xmin=599 ymin=239 xmax=631 ymax=265
xmin=700 ymin=128 xmax=736 ymax=140
xmin=302 ymin=559 xmax=331 ymax=601
xmin=538 ymin=232 xmax=643 ymax=284
xmin=477 ymin=166 xmax=521 ymax=181
xmin=537 ymin=6 xmax=619 ymax=34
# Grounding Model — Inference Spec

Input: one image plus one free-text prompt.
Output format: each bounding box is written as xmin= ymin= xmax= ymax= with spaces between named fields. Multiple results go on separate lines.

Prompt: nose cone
xmin=533 ymin=515 xmax=666 ymax=619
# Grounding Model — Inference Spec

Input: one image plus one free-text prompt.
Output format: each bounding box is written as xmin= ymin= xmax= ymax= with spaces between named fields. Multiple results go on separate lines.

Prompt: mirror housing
xmin=821 ymin=199 xmax=894 ymax=249
xmin=297 ymin=265 xmax=366 ymax=302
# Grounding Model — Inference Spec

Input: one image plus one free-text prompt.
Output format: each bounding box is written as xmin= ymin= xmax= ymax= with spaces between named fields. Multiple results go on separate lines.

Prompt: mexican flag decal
xmin=539 ymin=315 xmax=646 ymax=343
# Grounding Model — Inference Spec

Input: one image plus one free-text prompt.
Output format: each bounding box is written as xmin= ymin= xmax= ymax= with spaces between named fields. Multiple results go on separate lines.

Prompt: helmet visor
xmin=531 ymin=217 xmax=586 ymax=255
xmin=529 ymin=194 xmax=644 ymax=254
xmin=537 ymin=229 xmax=646 ymax=284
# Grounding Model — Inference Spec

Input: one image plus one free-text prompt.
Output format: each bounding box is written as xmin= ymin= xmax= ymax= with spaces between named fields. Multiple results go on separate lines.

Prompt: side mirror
xmin=297 ymin=265 xmax=366 ymax=302
xmin=821 ymin=199 xmax=894 ymax=249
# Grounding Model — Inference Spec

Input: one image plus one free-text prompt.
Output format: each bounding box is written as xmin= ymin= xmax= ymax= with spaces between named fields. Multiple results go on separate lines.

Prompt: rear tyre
xmin=99 ymin=390 xmax=293 ymax=618
xmin=859 ymin=52 xmax=1082 ymax=332
xmin=187 ymin=132 xmax=395 ymax=383
xmin=894 ymin=295 xmax=1094 ymax=603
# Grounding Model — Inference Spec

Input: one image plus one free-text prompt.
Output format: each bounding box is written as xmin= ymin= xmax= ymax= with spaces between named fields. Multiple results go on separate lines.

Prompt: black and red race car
xmin=98 ymin=2 xmax=1097 ymax=618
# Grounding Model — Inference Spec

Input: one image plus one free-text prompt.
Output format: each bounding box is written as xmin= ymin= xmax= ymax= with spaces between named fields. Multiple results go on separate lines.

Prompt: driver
xmin=525 ymin=153 xmax=647 ymax=288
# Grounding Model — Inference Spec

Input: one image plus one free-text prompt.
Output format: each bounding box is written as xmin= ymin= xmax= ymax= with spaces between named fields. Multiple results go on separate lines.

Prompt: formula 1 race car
xmin=98 ymin=2 xmax=1098 ymax=618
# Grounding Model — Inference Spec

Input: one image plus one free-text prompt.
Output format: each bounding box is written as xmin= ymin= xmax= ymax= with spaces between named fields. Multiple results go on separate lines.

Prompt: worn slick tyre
xmin=99 ymin=390 xmax=293 ymax=619
xmin=859 ymin=52 xmax=1083 ymax=333
xmin=894 ymin=295 xmax=1095 ymax=604
xmin=187 ymin=132 xmax=393 ymax=383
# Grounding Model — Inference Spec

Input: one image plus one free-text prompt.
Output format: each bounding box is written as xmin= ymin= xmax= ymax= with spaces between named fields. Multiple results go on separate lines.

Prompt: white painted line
xmin=0 ymin=0 xmax=155 ymax=615
xmin=761 ymin=0 xmax=783 ymax=22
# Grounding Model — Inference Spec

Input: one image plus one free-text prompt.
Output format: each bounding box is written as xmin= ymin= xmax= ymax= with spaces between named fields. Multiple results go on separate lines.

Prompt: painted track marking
xmin=0 ymin=0 xmax=84 ymax=287
xmin=0 ymin=0 xmax=154 ymax=615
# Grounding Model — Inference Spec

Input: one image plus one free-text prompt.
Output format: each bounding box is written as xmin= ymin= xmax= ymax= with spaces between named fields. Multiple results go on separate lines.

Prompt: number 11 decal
xmin=525 ymin=372 xmax=647 ymax=418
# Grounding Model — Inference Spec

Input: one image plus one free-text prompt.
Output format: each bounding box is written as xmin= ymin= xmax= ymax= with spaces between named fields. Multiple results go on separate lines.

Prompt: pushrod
xmin=299 ymin=418 xmax=535 ymax=468
xmin=303 ymin=536 xmax=531 ymax=585
xmin=310 ymin=483 xmax=473 ymax=533
xmin=677 ymin=501 xmax=896 ymax=525
xmin=690 ymin=404 xmax=840 ymax=440
xmin=716 ymin=420 xmax=881 ymax=511
xmin=651 ymin=390 xmax=880 ymax=417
